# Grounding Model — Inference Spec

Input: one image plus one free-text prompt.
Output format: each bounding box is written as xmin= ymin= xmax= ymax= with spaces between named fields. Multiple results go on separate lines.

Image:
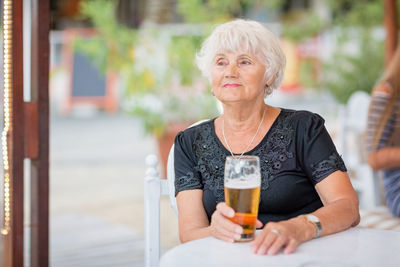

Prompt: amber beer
xmin=224 ymin=156 xmax=261 ymax=241
xmin=225 ymin=182 xmax=260 ymax=240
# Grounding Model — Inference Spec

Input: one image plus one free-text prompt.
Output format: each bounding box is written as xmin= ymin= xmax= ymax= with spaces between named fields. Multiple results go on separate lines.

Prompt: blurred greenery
xmin=176 ymin=0 xmax=246 ymax=23
xmin=279 ymin=0 xmax=392 ymax=104
xmin=322 ymin=30 xmax=384 ymax=104
xmin=76 ymin=0 xmax=395 ymax=119
xmin=76 ymin=0 xmax=284 ymax=136
xmin=77 ymin=0 xmax=221 ymax=136
xmin=168 ymin=35 xmax=203 ymax=85
xmin=319 ymin=0 xmax=389 ymax=103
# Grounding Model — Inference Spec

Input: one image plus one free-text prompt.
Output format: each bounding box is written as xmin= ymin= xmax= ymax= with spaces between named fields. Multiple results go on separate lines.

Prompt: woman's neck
xmin=222 ymin=102 xmax=267 ymax=133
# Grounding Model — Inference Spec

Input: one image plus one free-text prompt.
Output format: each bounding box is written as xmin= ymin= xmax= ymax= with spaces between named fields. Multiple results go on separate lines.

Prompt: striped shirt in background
xmin=365 ymin=90 xmax=400 ymax=217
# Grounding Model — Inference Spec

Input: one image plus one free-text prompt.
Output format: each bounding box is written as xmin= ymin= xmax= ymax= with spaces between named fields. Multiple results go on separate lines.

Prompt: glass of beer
xmin=224 ymin=155 xmax=261 ymax=241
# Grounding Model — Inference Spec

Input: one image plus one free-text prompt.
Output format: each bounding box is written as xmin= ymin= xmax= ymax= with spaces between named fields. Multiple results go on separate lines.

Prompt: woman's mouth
xmin=223 ymin=83 xmax=241 ymax=88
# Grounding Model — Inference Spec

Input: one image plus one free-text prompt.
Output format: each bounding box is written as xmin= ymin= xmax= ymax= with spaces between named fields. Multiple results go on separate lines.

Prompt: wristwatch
xmin=299 ymin=214 xmax=322 ymax=239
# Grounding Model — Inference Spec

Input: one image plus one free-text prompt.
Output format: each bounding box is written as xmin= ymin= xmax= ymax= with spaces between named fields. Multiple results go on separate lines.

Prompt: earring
xmin=264 ymin=85 xmax=272 ymax=98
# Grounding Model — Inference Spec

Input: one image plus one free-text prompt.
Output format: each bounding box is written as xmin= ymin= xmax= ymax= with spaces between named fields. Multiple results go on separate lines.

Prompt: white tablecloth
xmin=160 ymin=227 xmax=400 ymax=267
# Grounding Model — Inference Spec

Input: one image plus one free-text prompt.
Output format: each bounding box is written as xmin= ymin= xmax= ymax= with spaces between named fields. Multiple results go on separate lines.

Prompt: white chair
xmin=144 ymin=120 xmax=208 ymax=267
xmin=338 ymin=91 xmax=382 ymax=209
xmin=144 ymin=148 xmax=176 ymax=267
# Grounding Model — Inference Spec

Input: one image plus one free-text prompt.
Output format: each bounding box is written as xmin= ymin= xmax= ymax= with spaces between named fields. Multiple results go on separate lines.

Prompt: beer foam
xmin=225 ymin=178 xmax=260 ymax=189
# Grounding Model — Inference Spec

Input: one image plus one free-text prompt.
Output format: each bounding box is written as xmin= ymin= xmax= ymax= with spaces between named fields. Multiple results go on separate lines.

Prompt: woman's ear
xmin=265 ymin=76 xmax=275 ymax=87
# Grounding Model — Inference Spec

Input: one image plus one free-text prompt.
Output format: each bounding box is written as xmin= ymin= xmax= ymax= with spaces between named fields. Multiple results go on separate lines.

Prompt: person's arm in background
xmin=366 ymin=83 xmax=400 ymax=171
xmin=368 ymin=147 xmax=400 ymax=171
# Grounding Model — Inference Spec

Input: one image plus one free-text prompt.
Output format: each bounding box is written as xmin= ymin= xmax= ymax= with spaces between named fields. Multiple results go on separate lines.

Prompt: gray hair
xmin=195 ymin=19 xmax=286 ymax=92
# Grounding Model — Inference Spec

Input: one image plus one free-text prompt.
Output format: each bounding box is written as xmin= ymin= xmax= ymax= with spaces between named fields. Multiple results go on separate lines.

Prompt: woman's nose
xmin=224 ymin=64 xmax=238 ymax=77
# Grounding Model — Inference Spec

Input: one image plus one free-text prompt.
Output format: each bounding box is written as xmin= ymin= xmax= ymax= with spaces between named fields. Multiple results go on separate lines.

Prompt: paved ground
xmin=0 ymin=110 xmax=180 ymax=267
xmin=49 ymin=111 xmax=179 ymax=266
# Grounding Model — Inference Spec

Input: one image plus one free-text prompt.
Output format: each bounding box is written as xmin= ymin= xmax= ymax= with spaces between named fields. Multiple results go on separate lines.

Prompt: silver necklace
xmin=222 ymin=107 xmax=266 ymax=160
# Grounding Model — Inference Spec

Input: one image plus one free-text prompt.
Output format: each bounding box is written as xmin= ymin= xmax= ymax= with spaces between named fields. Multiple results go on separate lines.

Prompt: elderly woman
xmin=174 ymin=19 xmax=360 ymax=255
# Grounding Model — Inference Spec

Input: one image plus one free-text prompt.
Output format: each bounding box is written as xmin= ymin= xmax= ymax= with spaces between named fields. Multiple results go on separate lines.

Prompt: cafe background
xmin=1 ymin=0 xmax=400 ymax=266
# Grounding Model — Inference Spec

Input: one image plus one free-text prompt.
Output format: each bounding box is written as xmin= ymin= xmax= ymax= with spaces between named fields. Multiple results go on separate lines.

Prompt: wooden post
xmin=29 ymin=0 xmax=50 ymax=266
xmin=2 ymin=0 xmax=50 ymax=266
xmin=384 ymin=0 xmax=398 ymax=66
xmin=5 ymin=0 xmax=25 ymax=266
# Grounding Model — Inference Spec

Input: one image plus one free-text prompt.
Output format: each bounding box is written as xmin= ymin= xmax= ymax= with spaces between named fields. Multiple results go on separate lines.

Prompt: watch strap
xmin=298 ymin=214 xmax=322 ymax=239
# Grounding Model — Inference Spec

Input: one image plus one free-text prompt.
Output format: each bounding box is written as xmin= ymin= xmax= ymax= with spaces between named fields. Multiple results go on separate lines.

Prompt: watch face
xmin=306 ymin=214 xmax=320 ymax=223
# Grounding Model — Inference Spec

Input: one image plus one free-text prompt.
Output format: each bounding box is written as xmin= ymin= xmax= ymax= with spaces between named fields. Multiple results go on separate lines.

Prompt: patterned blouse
xmin=174 ymin=109 xmax=347 ymax=224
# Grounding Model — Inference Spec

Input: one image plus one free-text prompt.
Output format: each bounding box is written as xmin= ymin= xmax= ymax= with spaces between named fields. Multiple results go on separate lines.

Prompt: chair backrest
xmin=166 ymin=144 xmax=178 ymax=214
xmin=165 ymin=119 xmax=210 ymax=214
xmin=346 ymin=91 xmax=371 ymax=132
xmin=338 ymin=91 xmax=383 ymax=209
xmin=340 ymin=91 xmax=371 ymax=166
xmin=144 ymin=119 xmax=209 ymax=267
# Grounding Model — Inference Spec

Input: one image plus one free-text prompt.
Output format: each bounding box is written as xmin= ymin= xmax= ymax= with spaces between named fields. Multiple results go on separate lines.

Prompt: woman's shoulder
xmin=175 ymin=119 xmax=214 ymax=141
xmin=280 ymin=108 xmax=324 ymax=125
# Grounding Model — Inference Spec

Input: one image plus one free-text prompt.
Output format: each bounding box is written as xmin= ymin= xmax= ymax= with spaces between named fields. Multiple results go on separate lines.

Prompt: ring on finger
xmin=271 ymin=228 xmax=280 ymax=236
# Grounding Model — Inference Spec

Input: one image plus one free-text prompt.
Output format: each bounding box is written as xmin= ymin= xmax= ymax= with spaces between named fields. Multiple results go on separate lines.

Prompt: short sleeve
xmin=296 ymin=112 xmax=347 ymax=185
xmin=174 ymin=131 xmax=203 ymax=196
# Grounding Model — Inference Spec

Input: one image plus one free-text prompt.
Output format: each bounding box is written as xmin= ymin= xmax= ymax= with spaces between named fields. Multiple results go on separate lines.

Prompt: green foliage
xmin=74 ymin=37 xmax=109 ymax=73
xmin=176 ymin=0 xmax=242 ymax=23
xmin=79 ymin=0 xmax=138 ymax=73
xmin=326 ymin=0 xmax=386 ymax=28
xmin=175 ymin=0 xmax=279 ymax=23
xmin=281 ymin=11 xmax=326 ymax=42
xmin=298 ymin=59 xmax=319 ymax=89
xmin=284 ymin=0 xmax=390 ymax=104
xmin=168 ymin=35 xmax=203 ymax=85
xmin=319 ymin=0 xmax=389 ymax=103
xmin=77 ymin=0 xmax=219 ymax=136
xmin=321 ymin=30 xmax=384 ymax=104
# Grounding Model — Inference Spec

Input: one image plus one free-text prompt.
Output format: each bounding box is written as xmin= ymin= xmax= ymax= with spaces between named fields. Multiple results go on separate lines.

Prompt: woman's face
xmin=211 ymin=50 xmax=266 ymax=104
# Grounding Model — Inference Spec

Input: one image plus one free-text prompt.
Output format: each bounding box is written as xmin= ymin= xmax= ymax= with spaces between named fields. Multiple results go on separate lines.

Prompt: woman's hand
xmin=210 ymin=202 xmax=263 ymax=242
xmin=250 ymin=220 xmax=301 ymax=255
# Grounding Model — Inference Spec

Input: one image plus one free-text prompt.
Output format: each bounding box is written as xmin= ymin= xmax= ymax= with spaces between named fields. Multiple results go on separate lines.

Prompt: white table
xmin=160 ymin=227 xmax=400 ymax=267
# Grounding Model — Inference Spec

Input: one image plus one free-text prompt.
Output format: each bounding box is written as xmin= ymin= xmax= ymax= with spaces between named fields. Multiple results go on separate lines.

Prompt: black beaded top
xmin=174 ymin=109 xmax=346 ymax=224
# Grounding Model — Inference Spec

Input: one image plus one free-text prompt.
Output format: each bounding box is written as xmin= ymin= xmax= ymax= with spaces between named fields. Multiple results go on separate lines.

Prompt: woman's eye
xmin=216 ymin=60 xmax=226 ymax=66
xmin=240 ymin=60 xmax=251 ymax=65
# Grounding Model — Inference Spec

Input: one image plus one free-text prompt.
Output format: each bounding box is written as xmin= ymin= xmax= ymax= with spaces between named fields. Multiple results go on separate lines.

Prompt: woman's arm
xmin=176 ymin=190 xmax=211 ymax=242
xmin=312 ymin=170 xmax=360 ymax=233
xmin=176 ymin=190 xmax=259 ymax=243
xmin=250 ymin=170 xmax=359 ymax=255
xmin=365 ymin=83 xmax=400 ymax=171
xmin=367 ymin=147 xmax=400 ymax=171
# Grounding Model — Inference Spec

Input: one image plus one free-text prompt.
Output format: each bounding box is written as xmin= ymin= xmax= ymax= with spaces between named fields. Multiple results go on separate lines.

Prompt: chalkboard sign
xmin=62 ymin=29 xmax=117 ymax=115
xmin=72 ymin=51 xmax=106 ymax=97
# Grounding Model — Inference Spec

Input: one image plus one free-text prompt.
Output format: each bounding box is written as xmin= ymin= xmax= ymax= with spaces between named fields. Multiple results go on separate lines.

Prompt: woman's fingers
xmin=251 ymin=228 xmax=278 ymax=254
xmin=267 ymin=235 xmax=287 ymax=255
xmin=216 ymin=202 xmax=235 ymax=218
xmin=283 ymin=238 xmax=298 ymax=254
xmin=215 ymin=203 xmax=243 ymax=235
xmin=214 ymin=208 xmax=243 ymax=233
xmin=255 ymin=219 xmax=263 ymax=228
xmin=211 ymin=202 xmax=243 ymax=241
xmin=251 ymin=222 xmax=300 ymax=255
xmin=213 ymin=212 xmax=242 ymax=239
